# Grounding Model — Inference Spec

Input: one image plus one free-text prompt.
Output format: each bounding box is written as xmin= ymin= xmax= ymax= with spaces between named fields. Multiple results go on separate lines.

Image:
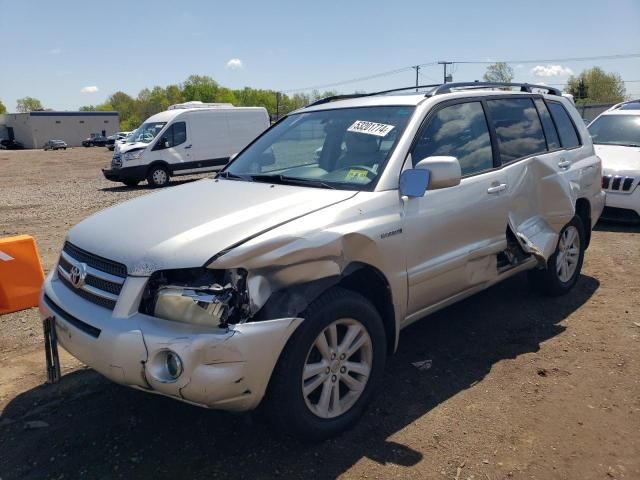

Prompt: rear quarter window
xmin=547 ymin=102 xmax=581 ymax=149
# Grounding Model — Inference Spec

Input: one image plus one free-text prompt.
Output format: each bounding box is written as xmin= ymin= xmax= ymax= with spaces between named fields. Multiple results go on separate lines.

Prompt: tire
xmin=122 ymin=180 xmax=140 ymax=187
xmin=147 ymin=165 xmax=170 ymax=187
xmin=264 ymin=287 xmax=386 ymax=441
xmin=528 ymin=216 xmax=585 ymax=296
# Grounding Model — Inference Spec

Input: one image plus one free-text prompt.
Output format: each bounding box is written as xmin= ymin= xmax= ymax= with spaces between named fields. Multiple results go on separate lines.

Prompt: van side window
xmin=412 ymin=101 xmax=494 ymax=176
xmin=486 ymin=98 xmax=547 ymax=163
xmin=547 ymin=102 xmax=580 ymax=149
xmin=533 ymin=98 xmax=561 ymax=150
xmin=157 ymin=122 xmax=187 ymax=149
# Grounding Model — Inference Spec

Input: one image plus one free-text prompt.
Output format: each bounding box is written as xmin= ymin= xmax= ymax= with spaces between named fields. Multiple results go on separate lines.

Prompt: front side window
xmin=486 ymin=98 xmax=547 ymax=163
xmin=547 ymin=102 xmax=580 ymax=149
xmin=412 ymin=101 xmax=494 ymax=176
xmin=587 ymin=114 xmax=640 ymax=147
xmin=224 ymin=106 xmax=414 ymax=190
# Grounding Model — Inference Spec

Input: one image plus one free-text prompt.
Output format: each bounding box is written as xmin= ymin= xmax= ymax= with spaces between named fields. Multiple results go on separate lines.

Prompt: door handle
xmin=558 ymin=159 xmax=571 ymax=169
xmin=184 ymin=144 xmax=192 ymax=149
xmin=487 ymin=183 xmax=507 ymax=194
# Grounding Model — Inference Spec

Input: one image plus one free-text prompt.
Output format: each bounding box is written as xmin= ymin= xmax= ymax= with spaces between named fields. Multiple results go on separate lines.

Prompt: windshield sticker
xmin=347 ymin=120 xmax=395 ymax=137
xmin=345 ymin=169 xmax=370 ymax=182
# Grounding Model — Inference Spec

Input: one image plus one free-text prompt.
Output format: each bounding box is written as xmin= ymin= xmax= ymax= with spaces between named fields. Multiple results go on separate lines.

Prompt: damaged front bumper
xmin=39 ymin=271 xmax=302 ymax=411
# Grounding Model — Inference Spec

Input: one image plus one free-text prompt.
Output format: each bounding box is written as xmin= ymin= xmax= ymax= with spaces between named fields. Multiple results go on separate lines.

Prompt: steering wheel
xmin=332 ymin=165 xmax=378 ymax=179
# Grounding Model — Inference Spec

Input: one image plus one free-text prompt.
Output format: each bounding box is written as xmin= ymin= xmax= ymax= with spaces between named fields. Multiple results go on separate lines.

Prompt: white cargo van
xmin=103 ymin=102 xmax=270 ymax=187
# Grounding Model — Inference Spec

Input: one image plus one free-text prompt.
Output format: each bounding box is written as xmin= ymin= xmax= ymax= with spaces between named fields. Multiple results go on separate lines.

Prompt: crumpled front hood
xmin=595 ymin=144 xmax=640 ymax=176
xmin=115 ymin=141 xmax=147 ymax=154
xmin=67 ymin=179 xmax=357 ymax=275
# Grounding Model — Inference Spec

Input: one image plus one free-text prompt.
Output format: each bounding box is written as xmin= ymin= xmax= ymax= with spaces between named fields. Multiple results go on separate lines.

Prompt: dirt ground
xmin=0 ymin=148 xmax=638 ymax=480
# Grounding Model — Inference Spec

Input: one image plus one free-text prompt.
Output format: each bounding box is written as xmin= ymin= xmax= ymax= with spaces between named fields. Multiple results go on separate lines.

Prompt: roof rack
xmin=306 ymin=84 xmax=441 ymax=107
xmin=305 ymin=82 xmax=561 ymax=109
xmin=168 ymin=101 xmax=234 ymax=110
xmin=428 ymin=82 xmax=562 ymax=96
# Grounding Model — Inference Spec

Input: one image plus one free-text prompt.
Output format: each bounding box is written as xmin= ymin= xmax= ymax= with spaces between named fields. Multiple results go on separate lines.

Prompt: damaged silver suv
xmin=40 ymin=82 xmax=604 ymax=439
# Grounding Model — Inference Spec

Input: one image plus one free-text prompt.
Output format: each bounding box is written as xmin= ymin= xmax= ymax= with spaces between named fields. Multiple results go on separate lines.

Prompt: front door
xmin=403 ymin=100 xmax=508 ymax=318
xmin=155 ymin=121 xmax=191 ymax=170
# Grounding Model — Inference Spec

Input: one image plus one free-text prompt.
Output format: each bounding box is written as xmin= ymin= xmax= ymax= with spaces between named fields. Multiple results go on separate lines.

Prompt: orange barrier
xmin=0 ymin=235 xmax=45 ymax=315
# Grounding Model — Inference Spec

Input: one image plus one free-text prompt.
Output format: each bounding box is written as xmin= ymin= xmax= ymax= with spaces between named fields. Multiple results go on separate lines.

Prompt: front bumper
xmin=102 ymin=165 xmax=147 ymax=183
xmin=39 ymin=271 xmax=302 ymax=411
xmin=602 ymin=187 xmax=640 ymax=222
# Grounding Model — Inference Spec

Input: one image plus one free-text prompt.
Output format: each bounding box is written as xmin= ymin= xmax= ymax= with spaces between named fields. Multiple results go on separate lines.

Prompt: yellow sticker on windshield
xmin=345 ymin=169 xmax=369 ymax=181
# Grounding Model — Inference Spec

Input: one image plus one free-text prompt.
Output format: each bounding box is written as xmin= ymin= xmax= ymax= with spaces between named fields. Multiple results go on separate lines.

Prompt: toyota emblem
xmin=69 ymin=263 xmax=87 ymax=288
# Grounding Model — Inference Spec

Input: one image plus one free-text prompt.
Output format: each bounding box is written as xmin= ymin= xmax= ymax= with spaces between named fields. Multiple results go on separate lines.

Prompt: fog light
xmin=165 ymin=351 xmax=183 ymax=380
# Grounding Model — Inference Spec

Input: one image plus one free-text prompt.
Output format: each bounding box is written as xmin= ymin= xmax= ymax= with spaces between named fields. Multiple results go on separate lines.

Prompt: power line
xmin=278 ymin=53 xmax=640 ymax=94
xmin=452 ymin=53 xmax=640 ymax=64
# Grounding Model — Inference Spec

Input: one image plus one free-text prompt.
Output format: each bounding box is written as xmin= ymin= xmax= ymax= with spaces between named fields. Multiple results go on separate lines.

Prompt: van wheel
xmin=528 ymin=216 xmax=585 ymax=296
xmin=147 ymin=165 xmax=169 ymax=187
xmin=122 ymin=180 xmax=139 ymax=187
xmin=264 ymin=287 xmax=386 ymax=441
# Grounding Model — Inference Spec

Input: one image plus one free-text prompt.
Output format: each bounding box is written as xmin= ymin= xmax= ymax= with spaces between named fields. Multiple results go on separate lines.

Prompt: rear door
xmin=484 ymin=96 xmax=576 ymax=260
xmin=403 ymin=99 xmax=509 ymax=317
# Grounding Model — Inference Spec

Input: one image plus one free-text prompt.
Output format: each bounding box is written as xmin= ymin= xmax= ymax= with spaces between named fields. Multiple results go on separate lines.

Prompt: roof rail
xmin=306 ymin=84 xmax=442 ymax=108
xmin=428 ymin=82 xmax=562 ymax=96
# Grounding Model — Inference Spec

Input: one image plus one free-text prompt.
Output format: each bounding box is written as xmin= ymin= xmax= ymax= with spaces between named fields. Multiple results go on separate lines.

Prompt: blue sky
xmin=1 ymin=0 xmax=639 ymax=111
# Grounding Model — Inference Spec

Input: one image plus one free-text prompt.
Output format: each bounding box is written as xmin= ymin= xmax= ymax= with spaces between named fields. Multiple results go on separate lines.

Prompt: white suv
xmin=40 ymin=82 xmax=604 ymax=440
xmin=588 ymin=100 xmax=640 ymax=223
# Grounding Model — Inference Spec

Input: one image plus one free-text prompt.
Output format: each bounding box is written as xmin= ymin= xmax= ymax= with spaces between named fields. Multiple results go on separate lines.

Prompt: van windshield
xmin=128 ymin=122 xmax=167 ymax=144
xmin=588 ymin=115 xmax=640 ymax=147
xmin=222 ymin=106 xmax=415 ymax=190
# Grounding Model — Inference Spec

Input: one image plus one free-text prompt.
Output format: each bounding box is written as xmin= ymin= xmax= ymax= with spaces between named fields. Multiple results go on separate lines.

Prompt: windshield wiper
xmin=250 ymin=174 xmax=335 ymax=189
xmin=217 ymin=171 xmax=252 ymax=181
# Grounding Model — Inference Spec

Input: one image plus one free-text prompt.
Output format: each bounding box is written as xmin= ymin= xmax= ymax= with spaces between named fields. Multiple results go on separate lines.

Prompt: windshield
xmin=128 ymin=122 xmax=167 ymax=144
xmin=588 ymin=115 xmax=640 ymax=147
xmin=223 ymin=106 xmax=415 ymax=190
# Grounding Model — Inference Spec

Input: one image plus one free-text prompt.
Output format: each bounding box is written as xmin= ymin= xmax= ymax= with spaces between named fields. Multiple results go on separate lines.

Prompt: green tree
xmin=566 ymin=67 xmax=626 ymax=104
xmin=182 ymin=75 xmax=219 ymax=102
xmin=16 ymin=96 xmax=44 ymax=112
xmin=0 ymin=100 xmax=6 ymax=114
xmin=482 ymin=62 xmax=514 ymax=83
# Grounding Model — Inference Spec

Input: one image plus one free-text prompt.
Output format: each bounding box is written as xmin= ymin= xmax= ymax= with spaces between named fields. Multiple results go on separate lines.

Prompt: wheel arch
xmin=147 ymin=160 xmax=172 ymax=175
xmin=575 ymin=198 xmax=591 ymax=248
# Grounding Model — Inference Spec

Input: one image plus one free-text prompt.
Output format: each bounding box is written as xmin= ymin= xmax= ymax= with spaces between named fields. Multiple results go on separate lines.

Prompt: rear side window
xmin=412 ymin=101 xmax=494 ymax=176
xmin=533 ymin=99 xmax=561 ymax=150
xmin=547 ymin=103 xmax=580 ymax=149
xmin=486 ymin=98 xmax=547 ymax=163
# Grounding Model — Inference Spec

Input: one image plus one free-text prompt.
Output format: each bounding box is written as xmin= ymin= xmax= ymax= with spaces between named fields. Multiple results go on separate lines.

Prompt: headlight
xmin=140 ymin=268 xmax=249 ymax=327
xmin=123 ymin=149 xmax=144 ymax=161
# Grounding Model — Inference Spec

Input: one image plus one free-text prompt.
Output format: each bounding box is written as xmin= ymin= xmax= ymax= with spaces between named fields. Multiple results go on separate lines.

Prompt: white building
xmin=1 ymin=111 xmax=119 ymax=148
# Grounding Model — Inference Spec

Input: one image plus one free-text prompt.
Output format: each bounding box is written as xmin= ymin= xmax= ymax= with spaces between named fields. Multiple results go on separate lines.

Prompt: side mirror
xmin=399 ymin=169 xmax=430 ymax=197
xmin=414 ymin=156 xmax=461 ymax=190
xmin=163 ymin=139 xmax=170 ymax=148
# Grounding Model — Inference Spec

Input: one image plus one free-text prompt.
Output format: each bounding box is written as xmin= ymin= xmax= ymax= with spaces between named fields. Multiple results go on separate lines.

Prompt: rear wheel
xmin=147 ymin=165 xmax=169 ymax=187
xmin=528 ymin=216 xmax=585 ymax=296
xmin=264 ymin=287 xmax=386 ymax=441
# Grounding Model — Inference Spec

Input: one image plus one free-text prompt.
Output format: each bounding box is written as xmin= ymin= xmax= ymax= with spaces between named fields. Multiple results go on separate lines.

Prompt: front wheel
xmin=528 ymin=216 xmax=585 ymax=296
xmin=147 ymin=165 xmax=169 ymax=187
xmin=264 ymin=287 xmax=386 ymax=441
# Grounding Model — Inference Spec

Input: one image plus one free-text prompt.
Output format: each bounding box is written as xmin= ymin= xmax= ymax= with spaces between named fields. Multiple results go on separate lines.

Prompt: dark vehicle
xmin=43 ymin=139 xmax=68 ymax=150
xmin=82 ymin=135 xmax=108 ymax=147
xmin=0 ymin=139 xmax=25 ymax=150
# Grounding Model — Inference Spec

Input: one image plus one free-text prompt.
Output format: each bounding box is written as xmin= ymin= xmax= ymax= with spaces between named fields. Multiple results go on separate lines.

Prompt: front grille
xmin=63 ymin=242 xmax=127 ymax=278
xmin=602 ymin=175 xmax=636 ymax=193
xmin=57 ymin=242 xmax=126 ymax=310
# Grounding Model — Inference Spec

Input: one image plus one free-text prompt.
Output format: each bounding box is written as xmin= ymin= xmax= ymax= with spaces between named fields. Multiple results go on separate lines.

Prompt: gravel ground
xmin=0 ymin=148 xmax=639 ymax=480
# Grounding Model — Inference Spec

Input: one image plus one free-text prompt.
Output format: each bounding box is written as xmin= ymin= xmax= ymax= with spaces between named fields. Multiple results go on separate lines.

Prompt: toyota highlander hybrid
xmin=40 ymin=82 xmax=604 ymax=440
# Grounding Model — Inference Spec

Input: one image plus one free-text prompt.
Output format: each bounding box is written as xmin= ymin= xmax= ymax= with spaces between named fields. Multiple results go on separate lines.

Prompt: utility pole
xmin=412 ymin=65 xmax=420 ymax=91
xmin=438 ymin=61 xmax=454 ymax=83
xmin=275 ymin=92 xmax=280 ymax=122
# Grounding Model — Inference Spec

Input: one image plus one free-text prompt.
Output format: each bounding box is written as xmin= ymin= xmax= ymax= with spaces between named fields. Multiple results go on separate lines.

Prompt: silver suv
xmin=40 ymin=82 xmax=604 ymax=439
